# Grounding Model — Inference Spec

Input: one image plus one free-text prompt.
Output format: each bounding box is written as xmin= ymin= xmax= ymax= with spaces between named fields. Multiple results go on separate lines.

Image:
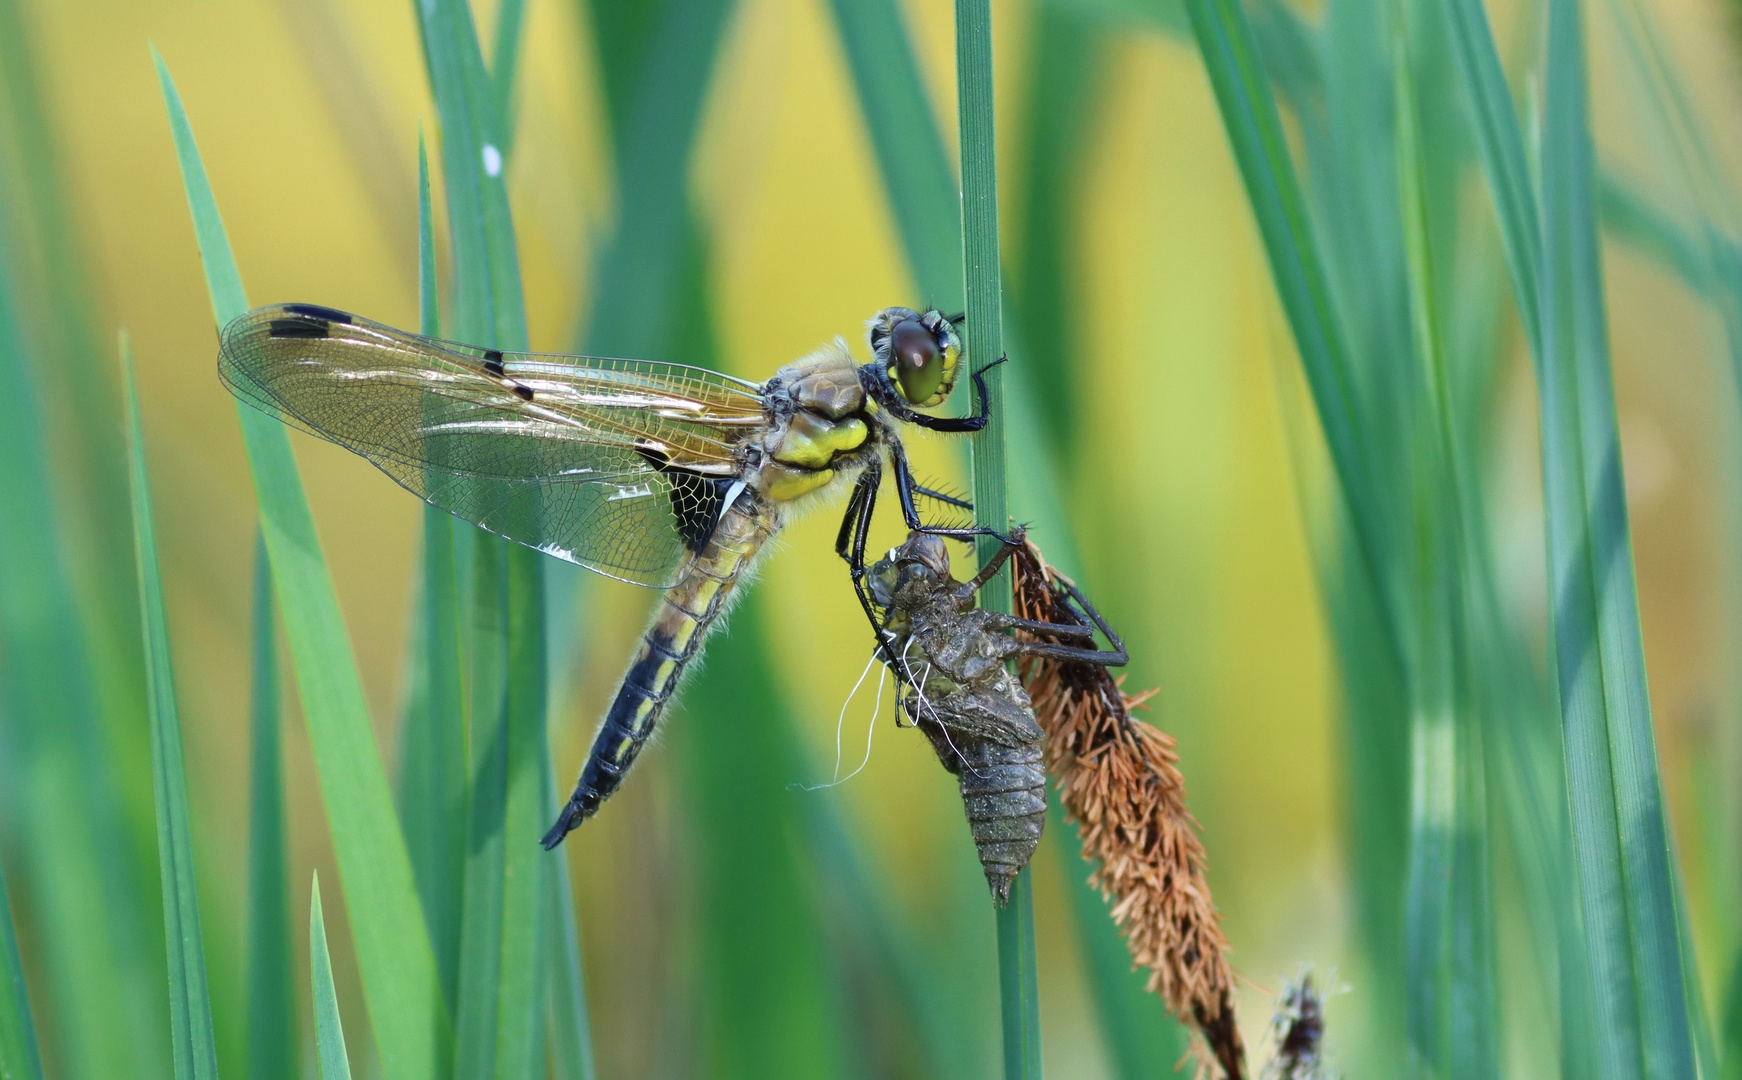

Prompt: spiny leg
xmin=888 ymin=438 xmax=1011 ymax=545
xmin=836 ymin=462 xmax=891 ymax=663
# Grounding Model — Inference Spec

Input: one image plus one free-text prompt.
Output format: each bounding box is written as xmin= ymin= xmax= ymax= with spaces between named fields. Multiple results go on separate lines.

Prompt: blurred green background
xmin=0 ymin=0 xmax=1738 ymax=1075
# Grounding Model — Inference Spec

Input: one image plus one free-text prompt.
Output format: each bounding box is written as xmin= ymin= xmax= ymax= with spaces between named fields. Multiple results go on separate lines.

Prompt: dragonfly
xmin=218 ymin=302 xmax=1004 ymax=847
xmin=861 ymin=526 xmax=1126 ymax=902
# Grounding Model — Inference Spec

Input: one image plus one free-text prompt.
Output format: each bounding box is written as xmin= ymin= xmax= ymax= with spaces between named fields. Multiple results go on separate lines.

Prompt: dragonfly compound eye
xmin=890 ymin=319 xmax=954 ymax=408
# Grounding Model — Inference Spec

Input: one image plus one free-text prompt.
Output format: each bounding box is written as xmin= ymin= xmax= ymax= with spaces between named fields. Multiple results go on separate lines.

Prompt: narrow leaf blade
xmin=154 ymin=50 xmax=448 ymax=1080
xmin=123 ymin=332 xmax=221 ymax=1080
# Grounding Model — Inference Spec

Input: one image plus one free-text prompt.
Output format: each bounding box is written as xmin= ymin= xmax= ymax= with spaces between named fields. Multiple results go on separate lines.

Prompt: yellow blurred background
xmin=12 ymin=0 xmax=1740 ymax=1072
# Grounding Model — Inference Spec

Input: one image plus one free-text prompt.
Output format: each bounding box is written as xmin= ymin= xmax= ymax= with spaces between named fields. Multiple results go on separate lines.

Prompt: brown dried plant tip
xmin=1011 ymin=537 xmax=1244 ymax=1080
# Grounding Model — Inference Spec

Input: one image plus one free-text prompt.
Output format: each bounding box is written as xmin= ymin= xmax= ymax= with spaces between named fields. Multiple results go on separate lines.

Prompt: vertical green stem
xmin=953 ymin=1 xmax=1036 ymax=1077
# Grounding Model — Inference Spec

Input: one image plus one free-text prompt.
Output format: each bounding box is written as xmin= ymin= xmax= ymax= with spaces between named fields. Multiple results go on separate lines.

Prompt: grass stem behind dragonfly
xmin=216 ymin=302 xmax=1004 ymax=846
xmin=861 ymin=526 xmax=1127 ymax=903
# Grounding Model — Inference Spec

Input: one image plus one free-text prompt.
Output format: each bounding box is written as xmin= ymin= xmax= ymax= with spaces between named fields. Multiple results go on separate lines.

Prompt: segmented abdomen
xmin=541 ymin=500 xmax=773 ymax=847
xmin=955 ymin=740 xmax=1047 ymax=904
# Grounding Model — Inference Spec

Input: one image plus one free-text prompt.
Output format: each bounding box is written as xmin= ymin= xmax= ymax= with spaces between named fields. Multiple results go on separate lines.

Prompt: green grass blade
xmin=1596 ymin=172 xmax=1715 ymax=297
xmin=155 ymin=50 xmax=449 ymax=1080
xmin=413 ymin=0 xmax=554 ymax=1071
xmin=497 ymin=547 xmax=550 ymax=1077
xmin=1182 ymin=0 xmax=1402 ymax=653
xmin=0 ymin=860 xmax=44 ymax=1080
xmin=309 ymin=876 xmax=355 ymax=1080
xmin=1538 ymin=0 xmax=1696 ymax=1073
xmin=415 ymin=0 xmax=525 ymax=348
xmin=829 ymin=2 xmax=1191 ymax=1071
xmin=246 ymin=530 xmax=294 ymax=1080
xmin=825 ymin=0 xmax=962 ymax=308
xmin=489 ymin=0 xmax=527 ymax=160
xmin=1724 ymin=954 xmax=1742 ymax=1080
xmin=952 ymin=2 xmax=1037 ymax=1076
xmin=680 ymin=592 xmax=843 ymax=1078
xmin=0 ymin=216 xmax=168 ymax=1080
xmin=396 ymin=128 xmax=468 ymax=1007
xmin=455 ymin=540 xmax=508 ymax=1078
xmin=123 ymin=332 xmax=220 ymax=1080
xmin=1009 ymin=7 xmax=1101 ymax=454
xmin=1394 ymin=30 xmax=1499 ymax=1075
xmin=1438 ymin=0 xmax=1543 ymax=356
xmin=544 ymin=841 xmax=597 ymax=1080
xmin=580 ymin=0 xmax=737 ymax=357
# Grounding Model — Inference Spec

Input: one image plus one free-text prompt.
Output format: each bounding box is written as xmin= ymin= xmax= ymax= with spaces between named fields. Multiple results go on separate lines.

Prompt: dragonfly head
xmin=867 ymin=307 xmax=961 ymax=409
xmin=869 ymin=532 xmax=952 ymax=611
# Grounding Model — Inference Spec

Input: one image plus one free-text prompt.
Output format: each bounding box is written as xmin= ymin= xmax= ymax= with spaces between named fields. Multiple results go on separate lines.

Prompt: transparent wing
xmin=218 ymin=303 xmax=768 ymax=586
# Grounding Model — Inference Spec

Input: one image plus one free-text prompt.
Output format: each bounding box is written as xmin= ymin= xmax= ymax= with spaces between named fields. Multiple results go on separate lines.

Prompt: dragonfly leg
xmin=1010 ymin=638 xmax=1127 ymax=666
xmin=889 ymin=440 xmax=1013 ymax=545
xmin=912 ymin=482 xmax=973 ymax=512
xmin=1010 ymin=575 xmax=1129 ymax=666
xmin=906 ymin=355 xmax=1007 ymax=433
xmin=986 ymin=614 xmax=1096 ymax=642
xmin=837 ymin=461 xmax=892 ymax=663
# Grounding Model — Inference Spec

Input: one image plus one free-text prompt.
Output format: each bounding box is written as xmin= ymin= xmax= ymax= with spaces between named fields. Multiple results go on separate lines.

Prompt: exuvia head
xmin=866 ymin=307 xmax=961 ymax=409
xmin=868 ymin=532 xmax=952 ymax=609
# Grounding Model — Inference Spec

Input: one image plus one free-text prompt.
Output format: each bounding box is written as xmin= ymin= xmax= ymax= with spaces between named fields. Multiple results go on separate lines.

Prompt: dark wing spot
xmin=484 ymin=349 xmax=506 ymax=377
xmin=511 ymin=384 xmax=534 ymax=401
xmin=283 ymin=303 xmax=353 ymax=324
xmin=635 ymin=446 xmax=730 ymax=552
xmin=268 ymin=318 xmax=329 ymax=339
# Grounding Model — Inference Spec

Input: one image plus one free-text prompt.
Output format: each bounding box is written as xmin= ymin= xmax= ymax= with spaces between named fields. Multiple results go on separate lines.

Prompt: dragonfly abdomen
xmin=542 ymin=498 xmax=774 ymax=848
xmin=948 ymin=733 xmax=1048 ymax=904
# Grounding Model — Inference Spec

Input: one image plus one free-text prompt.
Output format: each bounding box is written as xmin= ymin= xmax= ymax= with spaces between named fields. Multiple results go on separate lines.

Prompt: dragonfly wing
xmin=218 ymin=303 xmax=766 ymax=586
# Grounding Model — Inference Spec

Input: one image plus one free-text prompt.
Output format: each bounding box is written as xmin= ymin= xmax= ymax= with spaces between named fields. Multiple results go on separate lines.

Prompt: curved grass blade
xmin=395 ymin=127 xmax=468 ymax=1008
xmin=679 ymin=591 xmax=843 ymax=1078
xmin=0 ymin=859 xmax=44 ymax=1080
xmin=1438 ymin=0 xmax=1543 ymax=357
xmin=0 ymin=60 xmax=167 ymax=1080
xmin=309 ymin=876 xmax=355 ymax=1080
xmin=154 ymin=50 xmax=448 ymax=1080
xmin=1181 ymin=0 xmax=1402 ymax=657
xmin=1394 ymin=30 xmax=1500 ymax=1074
xmin=246 ymin=531 xmax=294 ymax=1080
xmin=123 ymin=332 xmax=220 ymax=1080
xmin=579 ymin=0 xmax=736 ymax=358
xmin=489 ymin=0 xmax=527 ymax=161
xmin=1538 ymin=0 xmax=1696 ymax=1072
xmin=544 ymin=835 xmax=597 ymax=1080
xmin=413 ymin=0 xmax=555 ymax=1071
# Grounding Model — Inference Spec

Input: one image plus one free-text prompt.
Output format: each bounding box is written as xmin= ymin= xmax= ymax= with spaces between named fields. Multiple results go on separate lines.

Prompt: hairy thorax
xmin=748 ymin=340 xmax=883 ymax=514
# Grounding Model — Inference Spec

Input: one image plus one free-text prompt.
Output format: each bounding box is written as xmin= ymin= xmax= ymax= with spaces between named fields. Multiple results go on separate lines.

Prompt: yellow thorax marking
xmin=773 ymin=412 xmax=868 ymax=470
xmin=764 ymin=463 xmax=835 ymax=502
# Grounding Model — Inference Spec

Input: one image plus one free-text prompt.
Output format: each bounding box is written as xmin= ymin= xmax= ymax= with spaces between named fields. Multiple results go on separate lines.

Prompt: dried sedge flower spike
xmin=1261 ymin=971 xmax=1330 ymax=1080
xmin=1010 ymin=536 xmax=1244 ymax=1080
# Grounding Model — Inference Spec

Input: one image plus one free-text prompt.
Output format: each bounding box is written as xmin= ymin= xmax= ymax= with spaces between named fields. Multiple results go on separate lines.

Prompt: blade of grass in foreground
xmin=1394 ymin=31 xmax=1500 ymax=1074
xmin=1181 ymin=0 xmax=1402 ymax=655
xmin=414 ymin=0 xmax=552 ymax=1071
xmin=155 ymin=50 xmax=448 ymax=1080
xmin=396 ymin=128 xmax=469 ymax=1010
xmin=0 ymin=859 xmax=44 ymax=1080
xmin=0 ymin=123 xmax=167 ymax=1080
xmin=953 ymin=2 xmax=1039 ymax=1077
xmin=1538 ymin=0 xmax=1696 ymax=1073
xmin=310 ymin=876 xmax=355 ymax=1080
xmin=246 ymin=530 xmax=294 ymax=1080
xmin=123 ymin=331 xmax=220 ymax=1080
xmin=1438 ymin=0 xmax=1543 ymax=357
